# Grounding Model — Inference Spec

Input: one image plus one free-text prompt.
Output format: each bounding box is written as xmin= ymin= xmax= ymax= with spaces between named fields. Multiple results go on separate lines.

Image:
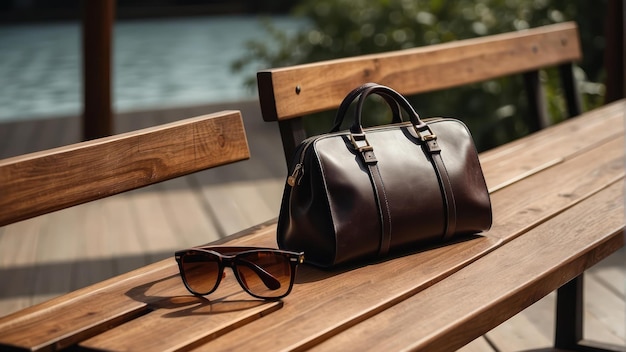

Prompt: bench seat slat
xmin=84 ymin=236 xmax=503 ymax=352
xmin=80 ymin=292 xmax=283 ymax=352
xmin=486 ymin=135 xmax=623 ymax=242
xmin=0 ymin=225 xmax=278 ymax=352
xmin=0 ymin=111 xmax=249 ymax=226
xmin=311 ymin=181 xmax=624 ymax=351
xmin=0 ymin=260 xmax=174 ymax=350
xmin=479 ymin=100 xmax=624 ymax=192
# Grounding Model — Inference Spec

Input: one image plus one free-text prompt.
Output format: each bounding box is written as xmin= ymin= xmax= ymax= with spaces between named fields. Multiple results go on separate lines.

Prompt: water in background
xmin=0 ymin=15 xmax=305 ymax=122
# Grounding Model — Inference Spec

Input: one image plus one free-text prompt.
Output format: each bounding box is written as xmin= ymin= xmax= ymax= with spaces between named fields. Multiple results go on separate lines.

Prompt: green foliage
xmin=233 ymin=0 xmax=607 ymax=150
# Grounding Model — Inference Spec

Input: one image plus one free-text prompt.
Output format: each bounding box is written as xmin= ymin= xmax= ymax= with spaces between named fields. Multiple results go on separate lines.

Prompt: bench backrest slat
xmin=259 ymin=22 xmax=580 ymax=121
xmin=257 ymin=22 xmax=581 ymax=163
xmin=0 ymin=110 xmax=249 ymax=227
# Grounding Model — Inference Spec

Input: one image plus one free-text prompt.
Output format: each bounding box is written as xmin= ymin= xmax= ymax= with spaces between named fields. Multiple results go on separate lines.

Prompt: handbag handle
xmin=331 ymin=83 xmax=403 ymax=133
xmin=350 ymin=84 xmax=428 ymax=135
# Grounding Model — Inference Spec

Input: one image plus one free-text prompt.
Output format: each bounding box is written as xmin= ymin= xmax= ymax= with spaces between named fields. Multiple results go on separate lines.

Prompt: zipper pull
xmin=287 ymin=163 xmax=303 ymax=187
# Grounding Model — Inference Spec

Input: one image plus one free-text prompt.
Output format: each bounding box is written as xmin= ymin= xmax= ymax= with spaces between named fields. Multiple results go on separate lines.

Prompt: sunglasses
xmin=174 ymin=246 xmax=304 ymax=300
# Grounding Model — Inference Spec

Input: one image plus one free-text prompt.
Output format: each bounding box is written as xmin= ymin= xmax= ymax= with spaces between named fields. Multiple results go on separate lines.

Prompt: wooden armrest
xmin=0 ymin=110 xmax=249 ymax=226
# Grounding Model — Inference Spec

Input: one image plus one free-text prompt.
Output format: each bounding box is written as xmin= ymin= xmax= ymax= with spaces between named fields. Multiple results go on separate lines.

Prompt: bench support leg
xmin=522 ymin=70 xmax=549 ymax=132
xmin=558 ymin=63 xmax=583 ymax=118
xmin=278 ymin=118 xmax=307 ymax=168
xmin=555 ymin=275 xmax=583 ymax=349
xmin=555 ymin=274 xmax=625 ymax=352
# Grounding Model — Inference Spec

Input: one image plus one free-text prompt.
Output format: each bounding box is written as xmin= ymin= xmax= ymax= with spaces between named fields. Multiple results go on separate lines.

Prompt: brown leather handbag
xmin=277 ymin=83 xmax=492 ymax=268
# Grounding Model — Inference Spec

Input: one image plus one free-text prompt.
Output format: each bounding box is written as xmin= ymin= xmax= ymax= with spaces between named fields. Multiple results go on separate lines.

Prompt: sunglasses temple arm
xmin=238 ymin=259 xmax=282 ymax=290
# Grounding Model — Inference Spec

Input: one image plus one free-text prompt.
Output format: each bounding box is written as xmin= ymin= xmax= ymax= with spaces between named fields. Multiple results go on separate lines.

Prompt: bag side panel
xmin=277 ymin=144 xmax=338 ymax=267
xmin=315 ymin=136 xmax=383 ymax=265
xmin=428 ymin=119 xmax=493 ymax=233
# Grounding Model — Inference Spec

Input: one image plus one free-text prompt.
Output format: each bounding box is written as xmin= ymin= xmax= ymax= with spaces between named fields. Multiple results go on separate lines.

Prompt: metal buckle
xmin=415 ymin=126 xmax=437 ymax=142
xmin=349 ymin=133 xmax=373 ymax=152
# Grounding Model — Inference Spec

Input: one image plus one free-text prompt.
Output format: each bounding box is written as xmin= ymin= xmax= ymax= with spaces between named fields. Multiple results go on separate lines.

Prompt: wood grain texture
xmin=0 ymin=110 xmax=249 ymax=226
xmin=0 ymin=259 xmax=175 ymax=351
xmin=479 ymin=99 xmax=625 ymax=192
xmin=311 ymin=181 xmax=624 ymax=352
xmin=258 ymin=22 xmax=581 ymax=121
xmin=80 ymin=293 xmax=282 ymax=352
xmin=485 ymin=135 xmax=624 ymax=243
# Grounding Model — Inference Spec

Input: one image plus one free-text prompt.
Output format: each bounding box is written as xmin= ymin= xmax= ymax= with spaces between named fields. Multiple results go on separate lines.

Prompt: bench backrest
xmin=257 ymin=21 xmax=582 ymax=164
xmin=0 ymin=110 xmax=250 ymax=227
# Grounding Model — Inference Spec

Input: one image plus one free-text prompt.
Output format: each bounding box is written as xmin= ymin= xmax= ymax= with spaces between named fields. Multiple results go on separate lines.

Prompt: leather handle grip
xmin=331 ymin=83 xmax=403 ymax=133
xmin=351 ymin=84 xmax=425 ymax=134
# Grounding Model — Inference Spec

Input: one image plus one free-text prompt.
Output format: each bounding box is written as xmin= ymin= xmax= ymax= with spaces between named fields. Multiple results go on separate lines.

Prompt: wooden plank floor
xmin=0 ymin=101 xmax=623 ymax=351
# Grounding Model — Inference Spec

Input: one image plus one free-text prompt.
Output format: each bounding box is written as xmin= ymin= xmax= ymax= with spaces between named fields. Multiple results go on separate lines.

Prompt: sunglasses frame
xmin=174 ymin=246 xmax=304 ymax=300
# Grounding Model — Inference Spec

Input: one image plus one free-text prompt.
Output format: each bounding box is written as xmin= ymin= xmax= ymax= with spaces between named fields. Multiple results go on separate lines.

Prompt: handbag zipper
xmin=287 ymin=162 xmax=304 ymax=186
xmin=287 ymin=137 xmax=315 ymax=187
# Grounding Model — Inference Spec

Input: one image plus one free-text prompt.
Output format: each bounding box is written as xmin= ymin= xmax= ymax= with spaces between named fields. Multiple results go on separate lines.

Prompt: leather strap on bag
xmin=350 ymin=84 xmax=458 ymax=249
xmin=417 ymin=128 xmax=457 ymax=240
xmin=349 ymin=132 xmax=393 ymax=257
xmin=369 ymin=164 xmax=392 ymax=255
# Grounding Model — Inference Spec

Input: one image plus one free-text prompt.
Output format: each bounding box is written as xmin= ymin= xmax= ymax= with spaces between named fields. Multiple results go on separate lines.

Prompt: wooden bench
xmin=0 ymin=100 xmax=620 ymax=351
xmin=0 ymin=23 xmax=622 ymax=351
xmin=256 ymin=21 xmax=622 ymax=350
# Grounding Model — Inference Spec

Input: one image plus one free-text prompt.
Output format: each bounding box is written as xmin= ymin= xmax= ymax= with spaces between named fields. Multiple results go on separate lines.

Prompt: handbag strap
xmin=331 ymin=83 xmax=403 ymax=133
xmin=424 ymin=137 xmax=458 ymax=240
xmin=349 ymin=84 xmax=458 ymax=248
xmin=349 ymin=138 xmax=392 ymax=257
xmin=364 ymin=151 xmax=392 ymax=257
xmin=352 ymin=84 xmax=426 ymax=133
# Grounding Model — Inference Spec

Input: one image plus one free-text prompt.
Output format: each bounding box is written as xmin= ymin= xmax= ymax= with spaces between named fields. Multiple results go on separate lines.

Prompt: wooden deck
xmin=0 ymin=100 xmax=623 ymax=350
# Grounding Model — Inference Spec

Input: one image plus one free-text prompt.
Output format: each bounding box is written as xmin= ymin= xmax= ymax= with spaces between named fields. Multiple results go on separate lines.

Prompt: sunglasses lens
xmin=181 ymin=253 xmax=220 ymax=295
xmin=236 ymin=252 xmax=293 ymax=298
